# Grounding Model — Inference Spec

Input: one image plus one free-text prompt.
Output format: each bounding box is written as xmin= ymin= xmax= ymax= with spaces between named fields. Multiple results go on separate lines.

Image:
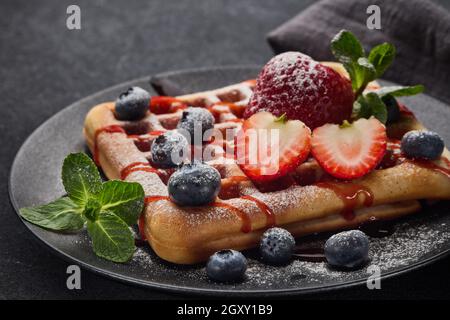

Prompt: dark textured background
xmin=1 ymin=0 xmax=449 ymax=299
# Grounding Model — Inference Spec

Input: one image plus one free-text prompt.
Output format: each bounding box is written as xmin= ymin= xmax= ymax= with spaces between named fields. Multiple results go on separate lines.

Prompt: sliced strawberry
xmin=235 ymin=111 xmax=311 ymax=182
xmin=311 ymin=118 xmax=387 ymax=179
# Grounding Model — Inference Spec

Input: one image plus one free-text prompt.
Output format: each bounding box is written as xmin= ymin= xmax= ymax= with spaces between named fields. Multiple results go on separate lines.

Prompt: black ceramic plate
xmin=9 ymin=66 xmax=450 ymax=296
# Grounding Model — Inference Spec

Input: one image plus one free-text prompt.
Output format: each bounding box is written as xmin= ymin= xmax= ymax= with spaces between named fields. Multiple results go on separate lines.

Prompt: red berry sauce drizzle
xmin=315 ymin=182 xmax=374 ymax=221
xmin=240 ymin=195 xmax=276 ymax=228
xmin=127 ymin=130 xmax=167 ymax=140
xmin=150 ymin=96 xmax=187 ymax=114
xmin=138 ymin=196 xmax=172 ymax=242
xmin=94 ymin=99 xmax=450 ymax=242
xmin=137 ymin=215 xmax=147 ymax=243
xmin=410 ymin=157 xmax=450 ymax=178
xmin=219 ymin=176 xmax=277 ymax=230
xmin=208 ymin=101 xmax=246 ymax=120
xmin=144 ymin=195 xmax=171 ymax=204
xmin=121 ymin=162 xmax=158 ymax=179
xmin=93 ymin=125 xmax=126 ymax=165
xmin=378 ymin=139 xmax=404 ymax=169
xmin=211 ymin=202 xmax=252 ymax=233
xmin=381 ymin=139 xmax=450 ymax=178
xmin=142 ymin=194 xmax=253 ymax=234
xmin=93 ymin=124 xmax=165 ymax=166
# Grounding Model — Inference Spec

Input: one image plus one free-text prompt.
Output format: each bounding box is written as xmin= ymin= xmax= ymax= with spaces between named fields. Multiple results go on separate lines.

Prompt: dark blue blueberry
xmin=177 ymin=107 xmax=215 ymax=143
xmin=206 ymin=249 xmax=247 ymax=282
xmin=401 ymin=130 xmax=444 ymax=160
xmin=150 ymin=131 xmax=188 ymax=168
xmin=168 ymin=162 xmax=221 ymax=206
xmin=324 ymin=230 xmax=369 ymax=269
xmin=259 ymin=227 xmax=295 ymax=265
xmin=382 ymin=95 xmax=400 ymax=124
xmin=115 ymin=87 xmax=151 ymax=121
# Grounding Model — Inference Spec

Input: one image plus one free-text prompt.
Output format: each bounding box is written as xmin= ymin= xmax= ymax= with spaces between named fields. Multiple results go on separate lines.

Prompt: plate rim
xmin=8 ymin=65 xmax=450 ymax=297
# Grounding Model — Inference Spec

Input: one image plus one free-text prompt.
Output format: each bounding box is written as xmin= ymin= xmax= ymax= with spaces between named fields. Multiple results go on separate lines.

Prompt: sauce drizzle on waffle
xmin=410 ymin=157 xmax=450 ymax=178
xmin=92 ymin=102 xmax=450 ymax=233
xmin=316 ymin=182 xmax=374 ymax=221
xmin=93 ymin=125 xmax=126 ymax=165
xmin=211 ymin=202 xmax=252 ymax=233
xmin=241 ymin=195 xmax=276 ymax=228
xmin=90 ymin=84 xmax=450 ymax=242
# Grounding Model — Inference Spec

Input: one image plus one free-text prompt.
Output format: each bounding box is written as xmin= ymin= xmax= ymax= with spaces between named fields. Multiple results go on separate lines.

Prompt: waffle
xmin=83 ymin=64 xmax=450 ymax=264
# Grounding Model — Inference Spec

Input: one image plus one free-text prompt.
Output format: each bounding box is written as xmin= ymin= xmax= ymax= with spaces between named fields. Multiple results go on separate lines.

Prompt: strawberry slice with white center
xmin=311 ymin=117 xmax=387 ymax=179
xmin=235 ymin=111 xmax=311 ymax=182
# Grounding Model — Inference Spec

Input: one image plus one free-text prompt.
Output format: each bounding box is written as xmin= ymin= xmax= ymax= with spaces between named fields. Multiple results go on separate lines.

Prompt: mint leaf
xmin=19 ymin=152 xmax=145 ymax=264
xmin=20 ymin=197 xmax=84 ymax=231
xmin=374 ymin=85 xmax=424 ymax=97
xmin=97 ymin=180 xmax=145 ymax=225
xmin=356 ymin=57 xmax=376 ymax=79
xmin=330 ymin=30 xmax=419 ymax=104
xmin=331 ymin=30 xmax=364 ymax=64
xmin=368 ymin=43 xmax=396 ymax=78
xmin=353 ymin=57 xmax=377 ymax=94
xmin=62 ymin=153 xmax=102 ymax=206
xmin=330 ymin=30 xmax=379 ymax=96
xmin=356 ymin=92 xmax=388 ymax=124
xmin=87 ymin=211 xmax=135 ymax=263
xmin=331 ymin=30 xmax=365 ymax=93
xmin=355 ymin=96 xmax=371 ymax=119
xmin=83 ymin=198 xmax=102 ymax=221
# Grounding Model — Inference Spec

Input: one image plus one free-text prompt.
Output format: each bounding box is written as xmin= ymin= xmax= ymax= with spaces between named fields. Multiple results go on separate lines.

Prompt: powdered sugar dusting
xmin=125 ymin=207 xmax=450 ymax=292
xmin=89 ymin=72 xmax=449 ymax=293
xmin=256 ymin=52 xmax=322 ymax=111
xmin=241 ymin=184 xmax=322 ymax=217
xmin=244 ymin=51 xmax=354 ymax=129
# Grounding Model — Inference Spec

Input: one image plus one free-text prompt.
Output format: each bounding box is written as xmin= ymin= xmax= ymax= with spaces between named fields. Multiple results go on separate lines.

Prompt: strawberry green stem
xmin=339 ymin=120 xmax=352 ymax=129
xmin=275 ymin=113 xmax=288 ymax=124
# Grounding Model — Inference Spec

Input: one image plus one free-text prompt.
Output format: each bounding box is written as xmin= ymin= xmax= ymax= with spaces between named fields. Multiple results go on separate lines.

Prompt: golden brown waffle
xmin=83 ymin=65 xmax=450 ymax=264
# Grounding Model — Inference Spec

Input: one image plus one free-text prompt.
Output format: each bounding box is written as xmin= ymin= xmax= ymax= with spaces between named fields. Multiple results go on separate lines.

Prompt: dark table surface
xmin=1 ymin=0 xmax=450 ymax=300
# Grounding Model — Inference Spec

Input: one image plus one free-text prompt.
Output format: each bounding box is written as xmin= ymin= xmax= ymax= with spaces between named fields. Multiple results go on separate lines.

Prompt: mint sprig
xmin=354 ymin=92 xmax=388 ymax=124
xmin=20 ymin=153 xmax=145 ymax=263
xmin=374 ymin=85 xmax=424 ymax=98
xmin=331 ymin=30 xmax=424 ymax=124
xmin=87 ymin=211 xmax=135 ymax=263
xmin=62 ymin=153 xmax=103 ymax=206
xmin=20 ymin=197 xmax=85 ymax=231
xmin=98 ymin=180 xmax=145 ymax=225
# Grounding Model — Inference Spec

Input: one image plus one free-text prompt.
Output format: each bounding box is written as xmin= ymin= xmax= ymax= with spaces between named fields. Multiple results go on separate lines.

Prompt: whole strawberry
xmin=244 ymin=52 xmax=354 ymax=129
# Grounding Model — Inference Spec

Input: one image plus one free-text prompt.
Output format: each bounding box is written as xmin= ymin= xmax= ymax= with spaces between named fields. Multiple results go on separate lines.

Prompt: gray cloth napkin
xmin=267 ymin=0 xmax=450 ymax=104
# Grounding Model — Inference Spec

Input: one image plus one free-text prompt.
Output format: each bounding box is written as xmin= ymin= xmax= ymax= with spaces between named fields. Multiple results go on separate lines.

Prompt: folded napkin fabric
xmin=267 ymin=0 xmax=450 ymax=104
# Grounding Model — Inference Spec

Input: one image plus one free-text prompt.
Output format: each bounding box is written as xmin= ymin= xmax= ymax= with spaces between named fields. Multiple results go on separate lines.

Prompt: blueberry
xmin=115 ymin=87 xmax=151 ymax=121
xmin=177 ymin=107 xmax=215 ymax=142
xmin=150 ymin=131 xmax=189 ymax=168
xmin=168 ymin=162 xmax=221 ymax=206
xmin=401 ymin=130 xmax=444 ymax=160
xmin=324 ymin=230 xmax=369 ymax=269
xmin=259 ymin=227 xmax=295 ymax=265
xmin=382 ymin=95 xmax=400 ymax=124
xmin=206 ymin=249 xmax=247 ymax=282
